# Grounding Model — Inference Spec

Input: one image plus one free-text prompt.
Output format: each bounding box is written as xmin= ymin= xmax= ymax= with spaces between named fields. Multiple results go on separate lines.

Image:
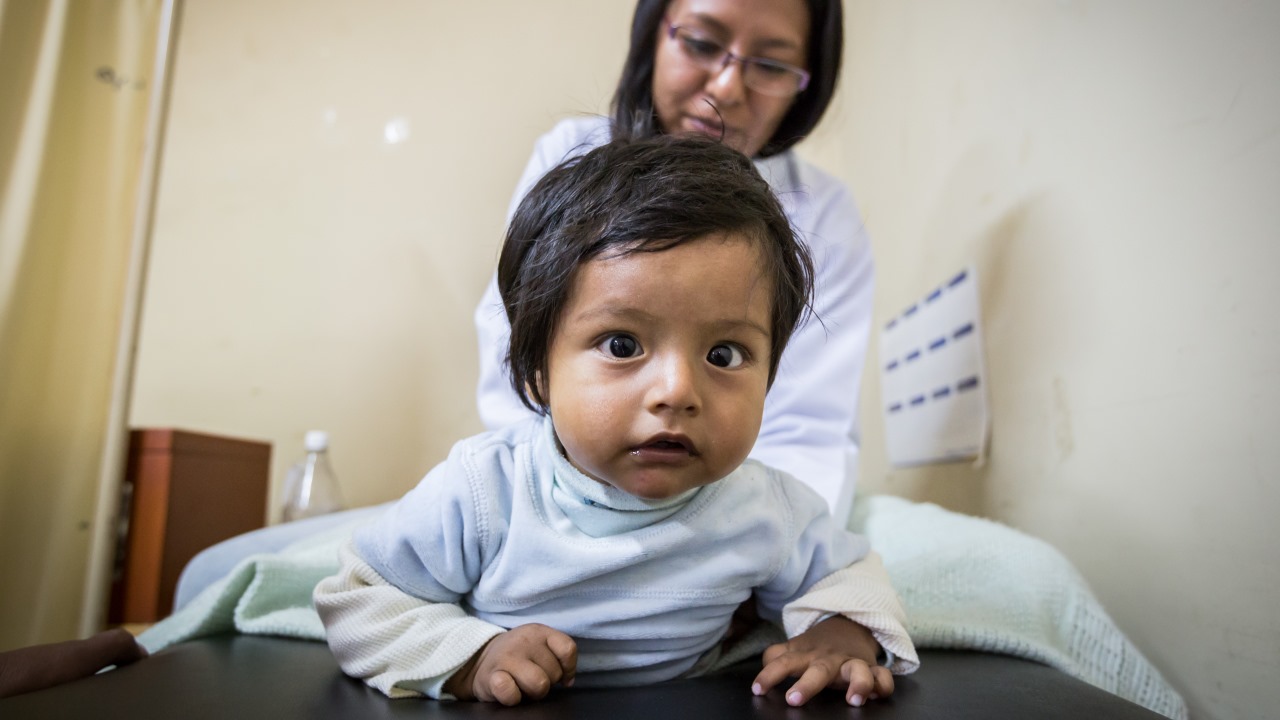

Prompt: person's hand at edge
xmin=0 ymin=627 xmax=148 ymax=699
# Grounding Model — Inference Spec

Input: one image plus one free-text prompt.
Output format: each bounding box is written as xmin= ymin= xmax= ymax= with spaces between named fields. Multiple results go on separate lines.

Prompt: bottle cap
xmin=304 ymin=430 xmax=329 ymax=452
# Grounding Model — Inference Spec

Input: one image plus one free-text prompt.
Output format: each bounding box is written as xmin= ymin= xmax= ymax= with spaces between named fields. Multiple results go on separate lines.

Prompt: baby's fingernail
xmin=787 ymin=691 xmax=803 ymax=706
xmin=870 ymin=692 xmax=879 ymax=700
xmin=751 ymin=683 xmax=763 ymax=696
xmin=565 ymin=677 xmax=575 ymax=687
xmin=849 ymin=694 xmax=865 ymax=707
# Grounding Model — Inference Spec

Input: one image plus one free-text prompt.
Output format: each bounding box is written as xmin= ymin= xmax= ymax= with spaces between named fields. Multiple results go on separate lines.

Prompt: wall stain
xmin=95 ymin=66 xmax=145 ymax=91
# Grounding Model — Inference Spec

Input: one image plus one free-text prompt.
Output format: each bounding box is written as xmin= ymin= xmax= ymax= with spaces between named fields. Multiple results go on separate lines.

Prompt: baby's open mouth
xmin=634 ymin=434 xmax=699 ymax=456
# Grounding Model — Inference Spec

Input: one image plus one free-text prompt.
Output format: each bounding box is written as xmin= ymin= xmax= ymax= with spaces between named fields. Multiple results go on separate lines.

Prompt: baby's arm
xmin=314 ymin=540 xmax=505 ymax=699
xmin=756 ymin=551 xmax=919 ymax=707
xmin=315 ymin=541 xmax=576 ymax=704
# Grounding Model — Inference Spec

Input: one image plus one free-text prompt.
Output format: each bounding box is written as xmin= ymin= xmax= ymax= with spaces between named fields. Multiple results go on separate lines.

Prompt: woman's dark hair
xmin=498 ymin=135 xmax=815 ymax=412
xmin=611 ymin=0 xmax=844 ymax=158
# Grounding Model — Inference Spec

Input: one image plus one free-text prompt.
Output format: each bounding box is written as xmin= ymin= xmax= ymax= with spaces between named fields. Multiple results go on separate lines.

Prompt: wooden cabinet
xmin=108 ymin=429 xmax=271 ymax=623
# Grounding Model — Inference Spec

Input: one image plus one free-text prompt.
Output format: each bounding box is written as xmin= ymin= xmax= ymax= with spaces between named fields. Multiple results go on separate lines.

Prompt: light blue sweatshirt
xmin=350 ymin=416 xmax=870 ymax=688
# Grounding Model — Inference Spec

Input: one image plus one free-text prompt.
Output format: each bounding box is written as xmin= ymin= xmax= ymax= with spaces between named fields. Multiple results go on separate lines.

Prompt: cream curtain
xmin=0 ymin=0 xmax=176 ymax=650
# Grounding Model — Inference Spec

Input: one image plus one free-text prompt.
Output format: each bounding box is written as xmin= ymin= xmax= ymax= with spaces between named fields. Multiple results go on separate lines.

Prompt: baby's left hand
xmin=751 ymin=615 xmax=893 ymax=707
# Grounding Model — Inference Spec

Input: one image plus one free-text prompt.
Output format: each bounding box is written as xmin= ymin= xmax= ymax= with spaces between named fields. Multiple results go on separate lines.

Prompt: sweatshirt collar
xmin=542 ymin=417 xmax=700 ymax=538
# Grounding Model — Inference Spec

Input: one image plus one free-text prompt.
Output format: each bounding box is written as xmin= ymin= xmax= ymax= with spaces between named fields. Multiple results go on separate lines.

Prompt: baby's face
xmin=543 ymin=233 xmax=772 ymax=499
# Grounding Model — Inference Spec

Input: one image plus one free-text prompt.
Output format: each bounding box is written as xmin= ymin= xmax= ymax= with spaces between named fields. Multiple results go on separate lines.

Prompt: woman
xmin=475 ymin=0 xmax=871 ymax=521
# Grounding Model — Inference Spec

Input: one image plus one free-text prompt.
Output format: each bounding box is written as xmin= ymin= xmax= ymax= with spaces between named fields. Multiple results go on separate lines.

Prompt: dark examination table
xmin=1 ymin=497 xmax=1184 ymax=719
xmin=0 ymin=634 xmax=1166 ymax=719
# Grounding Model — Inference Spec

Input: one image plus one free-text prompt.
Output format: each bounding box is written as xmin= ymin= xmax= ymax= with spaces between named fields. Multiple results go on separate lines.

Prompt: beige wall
xmin=837 ymin=2 xmax=1279 ymax=719
xmin=131 ymin=1 xmax=1277 ymax=718
xmin=131 ymin=0 xmax=634 ymax=512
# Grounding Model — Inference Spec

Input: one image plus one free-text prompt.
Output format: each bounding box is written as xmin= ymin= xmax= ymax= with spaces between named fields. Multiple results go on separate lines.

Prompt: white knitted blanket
xmin=851 ymin=495 xmax=1186 ymax=719
xmin=138 ymin=495 xmax=1186 ymax=719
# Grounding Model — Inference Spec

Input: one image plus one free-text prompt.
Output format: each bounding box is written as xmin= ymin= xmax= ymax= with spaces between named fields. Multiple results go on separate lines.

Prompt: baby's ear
xmin=530 ymin=371 xmax=547 ymax=405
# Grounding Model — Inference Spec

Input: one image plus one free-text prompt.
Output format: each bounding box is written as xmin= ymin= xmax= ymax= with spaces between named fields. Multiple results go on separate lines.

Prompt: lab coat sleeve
xmin=475 ymin=274 xmax=532 ymax=430
xmin=750 ymin=177 xmax=874 ymax=524
xmin=475 ymin=117 xmax=610 ymax=430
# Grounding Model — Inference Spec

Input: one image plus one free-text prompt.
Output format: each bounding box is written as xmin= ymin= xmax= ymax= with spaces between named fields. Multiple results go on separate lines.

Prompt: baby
xmin=314 ymin=135 xmax=918 ymax=707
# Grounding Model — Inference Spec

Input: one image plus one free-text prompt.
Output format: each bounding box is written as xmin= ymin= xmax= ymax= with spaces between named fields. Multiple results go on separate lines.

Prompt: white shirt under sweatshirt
xmin=314 ymin=417 xmax=917 ymax=699
xmin=474 ymin=116 xmax=875 ymax=523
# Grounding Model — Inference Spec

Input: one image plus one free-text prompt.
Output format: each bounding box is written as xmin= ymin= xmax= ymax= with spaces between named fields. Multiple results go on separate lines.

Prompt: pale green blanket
xmin=138 ymin=495 xmax=1186 ymax=719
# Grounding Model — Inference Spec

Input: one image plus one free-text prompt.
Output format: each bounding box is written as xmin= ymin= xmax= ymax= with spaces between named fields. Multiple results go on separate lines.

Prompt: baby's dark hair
xmin=498 ymin=135 xmax=815 ymax=412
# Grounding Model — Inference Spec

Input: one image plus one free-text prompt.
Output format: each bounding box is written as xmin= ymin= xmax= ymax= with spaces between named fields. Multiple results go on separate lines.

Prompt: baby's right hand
xmin=444 ymin=623 xmax=577 ymax=705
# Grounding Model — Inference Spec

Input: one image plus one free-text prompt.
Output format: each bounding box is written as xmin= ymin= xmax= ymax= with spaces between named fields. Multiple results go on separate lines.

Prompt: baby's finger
xmin=843 ymin=660 xmax=876 ymax=707
xmin=752 ymin=652 xmax=805 ymax=697
xmin=521 ymin=634 xmax=574 ymax=688
xmin=760 ymin=641 xmax=789 ymax=666
xmin=870 ymin=665 xmax=895 ymax=699
xmin=547 ymin=631 xmax=578 ymax=687
xmin=486 ymin=669 xmax=523 ymax=706
xmin=506 ymin=660 xmax=555 ymax=701
xmin=783 ymin=662 xmax=842 ymax=707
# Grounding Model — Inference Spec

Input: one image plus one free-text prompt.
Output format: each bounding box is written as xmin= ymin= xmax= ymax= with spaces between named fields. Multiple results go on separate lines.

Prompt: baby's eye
xmin=598 ymin=334 xmax=642 ymax=359
xmin=706 ymin=344 xmax=746 ymax=369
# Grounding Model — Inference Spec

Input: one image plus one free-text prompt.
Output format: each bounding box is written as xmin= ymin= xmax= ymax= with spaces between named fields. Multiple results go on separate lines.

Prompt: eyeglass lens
xmin=672 ymin=28 xmax=806 ymax=97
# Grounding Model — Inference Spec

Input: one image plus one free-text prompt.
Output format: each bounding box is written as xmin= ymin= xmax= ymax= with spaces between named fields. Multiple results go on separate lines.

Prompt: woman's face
xmin=652 ymin=0 xmax=811 ymax=158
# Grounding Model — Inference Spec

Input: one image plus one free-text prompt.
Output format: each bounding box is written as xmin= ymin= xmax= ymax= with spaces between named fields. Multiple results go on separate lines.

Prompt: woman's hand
xmin=443 ymin=623 xmax=577 ymax=705
xmin=751 ymin=615 xmax=893 ymax=707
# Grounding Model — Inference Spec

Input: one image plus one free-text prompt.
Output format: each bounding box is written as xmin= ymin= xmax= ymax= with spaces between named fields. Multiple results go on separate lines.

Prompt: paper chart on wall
xmin=879 ymin=265 xmax=990 ymax=467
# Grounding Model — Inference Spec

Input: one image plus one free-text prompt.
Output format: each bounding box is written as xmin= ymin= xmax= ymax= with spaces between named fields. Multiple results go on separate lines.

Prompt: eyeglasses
xmin=664 ymin=21 xmax=810 ymax=98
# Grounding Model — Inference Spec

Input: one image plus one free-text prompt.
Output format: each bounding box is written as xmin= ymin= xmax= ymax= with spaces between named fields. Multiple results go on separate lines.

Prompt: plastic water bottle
xmin=281 ymin=430 xmax=345 ymax=522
